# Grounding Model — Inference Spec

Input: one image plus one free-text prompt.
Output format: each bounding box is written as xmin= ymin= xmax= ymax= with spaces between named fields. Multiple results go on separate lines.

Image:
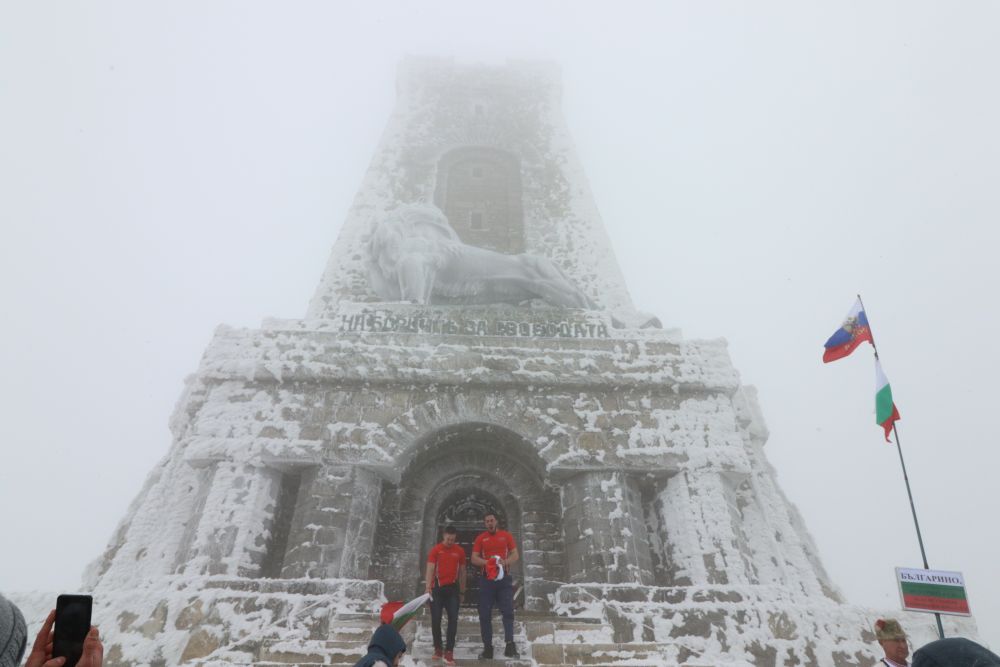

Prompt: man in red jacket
xmin=425 ymin=525 xmax=466 ymax=665
xmin=471 ymin=512 xmax=519 ymax=660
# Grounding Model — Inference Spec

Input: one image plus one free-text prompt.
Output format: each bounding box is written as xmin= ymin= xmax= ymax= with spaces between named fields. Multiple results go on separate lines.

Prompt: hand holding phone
xmin=24 ymin=596 xmax=102 ymax=667
xmin=53 ymin=595 xmax=92 ymax=667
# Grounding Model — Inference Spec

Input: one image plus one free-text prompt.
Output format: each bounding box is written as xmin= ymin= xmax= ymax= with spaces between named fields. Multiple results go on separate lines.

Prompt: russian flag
xmin=823 ymin=298 xmax=873 ymax=363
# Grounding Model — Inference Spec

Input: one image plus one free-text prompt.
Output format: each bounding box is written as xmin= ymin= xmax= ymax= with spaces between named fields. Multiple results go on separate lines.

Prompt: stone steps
xmin=259 ymin=639 xmax=367 ymax=664
xmin=253 ymin=612 xmax=657 ymax=667
xmin=409 ymin=615 xmax=530 ymax=664
xmin=531 ymin=642 xmax=665 ymax=666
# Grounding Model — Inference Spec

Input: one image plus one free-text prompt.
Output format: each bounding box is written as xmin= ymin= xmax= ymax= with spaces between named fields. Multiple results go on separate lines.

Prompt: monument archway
xmin=369 ymin=422 xmax=564 ymax=611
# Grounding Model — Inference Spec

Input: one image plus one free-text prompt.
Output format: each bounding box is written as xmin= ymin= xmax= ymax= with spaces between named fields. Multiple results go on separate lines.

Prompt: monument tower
xmin=75 ymin=58 xmax=970 ymax=666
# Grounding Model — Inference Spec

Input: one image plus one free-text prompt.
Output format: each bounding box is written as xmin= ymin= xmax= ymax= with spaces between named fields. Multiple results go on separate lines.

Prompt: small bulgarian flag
xmin=379 ymin=593 xmax=430 ymax=630
xmin=897 ymin=568 xmax=971 ymax=615
xmin=875 ymin=359 xmax=901 ymax=442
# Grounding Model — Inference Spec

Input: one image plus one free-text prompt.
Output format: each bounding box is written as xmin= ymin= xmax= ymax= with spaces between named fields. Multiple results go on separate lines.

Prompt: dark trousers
xmin=477 ymin=575 xmax=514 ymax=646
xmin=430 ymin=583 xmax=460 ymax=650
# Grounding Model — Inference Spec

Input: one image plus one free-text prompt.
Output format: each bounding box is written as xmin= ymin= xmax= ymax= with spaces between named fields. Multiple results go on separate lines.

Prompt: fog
xmin=2 ymin=0 xmax=998 ymax=651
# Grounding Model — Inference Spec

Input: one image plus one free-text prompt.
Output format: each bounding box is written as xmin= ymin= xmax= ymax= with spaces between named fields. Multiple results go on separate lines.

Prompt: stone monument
xmin=66 ymin=58 xmax=974 ymax=666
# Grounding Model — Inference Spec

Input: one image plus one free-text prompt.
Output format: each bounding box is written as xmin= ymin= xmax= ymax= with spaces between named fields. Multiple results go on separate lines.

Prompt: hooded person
xmin=912 ymin=637 xmax=1000 ymax=667
xmin=0 ymin=594 xmax=28 ymax=667
xmin=353 ymin=623 xmax=407 ymax=667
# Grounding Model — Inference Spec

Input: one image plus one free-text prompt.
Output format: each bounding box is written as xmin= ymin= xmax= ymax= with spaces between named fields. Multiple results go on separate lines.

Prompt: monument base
xmin=10 ymin=579 xmax=977 ymax=666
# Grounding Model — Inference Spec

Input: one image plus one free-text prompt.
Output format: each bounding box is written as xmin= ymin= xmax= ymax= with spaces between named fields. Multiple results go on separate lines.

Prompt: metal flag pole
xmin=857 ymin=294 xmax=945 ymax=640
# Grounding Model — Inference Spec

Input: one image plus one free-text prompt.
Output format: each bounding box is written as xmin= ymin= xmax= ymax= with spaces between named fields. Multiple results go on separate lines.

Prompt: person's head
xmin=442 ymin=525 xmax=457 ymax=546
xmin=875 ymin=619 xmax=909 ymax=664
xmin=369 ymin=624 xmax=406 ymax=667
xmin=483 ymin=513 xmax=498 ymax=533
xmin=0 ymin=594 xmax=27 ymax=667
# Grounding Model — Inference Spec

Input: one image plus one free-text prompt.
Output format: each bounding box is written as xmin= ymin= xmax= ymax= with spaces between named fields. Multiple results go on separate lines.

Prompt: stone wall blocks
xmin=138 ymin=601 xmax=168 ymax=638
xmin=690 ymin=588 xmax=743 ymax=604
xmin=648 ymin=587 xmax=687 ymax=604
xmin=834 ymin=651 xmax=879 ymax=667
xmin=531 ymin=643 xmax=564 ymax=664
xmin=308 ymin=478 xmax=347 ymax=496
xmin=543 ymin=552 xmax=563 ymax=567
xmin=747 ymin=640 xmax=779 ymax=666
xmin=575 ymin=431 xmax=604 ymax=450
xmin=483 ymin=356 xmax=521 ymax=372
xmin=359 ymin=407 xmax=396 ymax=426
xmin=103 ymin=644 xmax=124 ymax=666
xmin=292 ymin=545 xmax=323 ymax=564
xmin=180 ymin=628 xmax=222 ymax=663
xmin=668 ymin=609 xmax=727 ymax=639
xmin=300 ymin=511 xmax=339 ymax=531
xmin=610 ymin=414 xmax=637 ymax=430
xmin=522 ymin=510 xmax=559 ymax=523
xmin=116 ymin=610 xmax=138 ymax=633
xmin=521 ymin=550 xmax=545 ymax=566
xmin=524 ymin=564 xmax=546 ymax=578
xmin=525 ymin=621 xmax=556 ymax=641
xmin=768 ymin=611 xmax=799 ymax=641
xmin=313 ymin=527 xmax=340 ymax=546
xmin=320 ymin=538 xmax=346 ymax=560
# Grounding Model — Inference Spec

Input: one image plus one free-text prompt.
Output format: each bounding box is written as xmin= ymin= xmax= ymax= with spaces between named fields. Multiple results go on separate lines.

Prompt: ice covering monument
xmin=58 ymin=59 xmax=975 ymax=665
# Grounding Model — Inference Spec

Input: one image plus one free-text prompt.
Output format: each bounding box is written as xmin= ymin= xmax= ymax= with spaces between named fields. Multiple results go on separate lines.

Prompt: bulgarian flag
xmin=379 ymin=593 xmax=430 ymax=630
xmin=875 ymin=359 xmax=901 ymax=442
xmin=823 ymin=298 xmax=873 ymax=363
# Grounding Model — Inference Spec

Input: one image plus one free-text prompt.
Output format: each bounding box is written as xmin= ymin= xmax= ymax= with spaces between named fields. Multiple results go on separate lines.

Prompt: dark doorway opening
xmin=436 ymin=489 xmax=506 ymax=607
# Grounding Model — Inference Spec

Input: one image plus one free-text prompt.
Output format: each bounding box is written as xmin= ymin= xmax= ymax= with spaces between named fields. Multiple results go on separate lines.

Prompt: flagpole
xmin=857 ymin=294 xmax=945 ymax=640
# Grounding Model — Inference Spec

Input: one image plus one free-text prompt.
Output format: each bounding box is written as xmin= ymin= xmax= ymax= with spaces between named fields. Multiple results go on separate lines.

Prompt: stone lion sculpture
xmin=366 ymin=203 xmax=594 ymax=308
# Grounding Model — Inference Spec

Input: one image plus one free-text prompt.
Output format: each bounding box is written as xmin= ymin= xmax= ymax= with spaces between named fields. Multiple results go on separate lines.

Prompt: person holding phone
xmin=24 ymin=608 xmax=103 ymax=667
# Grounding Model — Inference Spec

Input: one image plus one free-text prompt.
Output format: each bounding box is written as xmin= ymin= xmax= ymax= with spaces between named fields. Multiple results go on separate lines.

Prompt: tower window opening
xmin=472 ymin=166 xmax=483 ymax=178
xmin=474 ymin=104 xmax=485 ymax=116
xmin=470 ymin=211 xmax=485 ymax=230
xmin=260 ymin=470 xmax=302 ymax=578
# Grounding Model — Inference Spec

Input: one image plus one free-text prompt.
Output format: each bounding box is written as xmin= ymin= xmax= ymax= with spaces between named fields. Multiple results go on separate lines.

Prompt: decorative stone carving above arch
xmin=356 ymin=396 xmax=561 ymax=484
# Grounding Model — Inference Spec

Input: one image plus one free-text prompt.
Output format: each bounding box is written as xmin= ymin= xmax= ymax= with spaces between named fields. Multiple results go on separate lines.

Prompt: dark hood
xmin=367 ymin=624 xmax=406 ymax=662
xmin=912 ymin=637 xmax=1000 ymax=667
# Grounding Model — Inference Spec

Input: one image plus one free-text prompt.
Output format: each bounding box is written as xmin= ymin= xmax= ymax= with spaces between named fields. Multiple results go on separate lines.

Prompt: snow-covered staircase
xmin=408 ymin=611 xmax=532 ymax=666
xmin=249 ymin=611 xmax=674 ymax=667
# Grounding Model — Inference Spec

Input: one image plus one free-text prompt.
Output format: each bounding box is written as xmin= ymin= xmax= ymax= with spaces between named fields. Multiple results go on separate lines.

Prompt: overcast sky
xmin=2 ymin=0 xmax=998 ymax=651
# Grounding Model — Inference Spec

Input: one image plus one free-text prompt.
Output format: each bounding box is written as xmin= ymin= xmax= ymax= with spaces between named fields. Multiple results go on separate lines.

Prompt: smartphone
xmin=53 ymin=594 xmax=92 ymax=667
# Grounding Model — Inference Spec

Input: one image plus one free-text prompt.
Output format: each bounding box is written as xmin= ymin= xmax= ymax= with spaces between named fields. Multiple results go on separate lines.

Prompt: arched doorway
xmin=369 ymin=423 xmax=563 ymax=612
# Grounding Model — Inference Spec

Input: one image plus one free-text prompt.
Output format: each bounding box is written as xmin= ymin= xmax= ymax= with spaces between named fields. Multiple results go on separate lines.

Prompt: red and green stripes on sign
xmin=901 ymin=581 xmax=970 ymax=614
xmin=875 ymin=360 xmax=901 ymax=442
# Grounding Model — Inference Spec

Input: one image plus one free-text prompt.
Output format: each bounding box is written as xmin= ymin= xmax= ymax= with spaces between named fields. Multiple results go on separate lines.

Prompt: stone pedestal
xmin=561 ymin=471 xmax=654 ymax=585
xmin=281 ymin=465 xmax=382 ymax=579
xmin=655 ymin=470 xmax=752 ymax=587
xmin=183 ymin=462 xmax=283 ymax=577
